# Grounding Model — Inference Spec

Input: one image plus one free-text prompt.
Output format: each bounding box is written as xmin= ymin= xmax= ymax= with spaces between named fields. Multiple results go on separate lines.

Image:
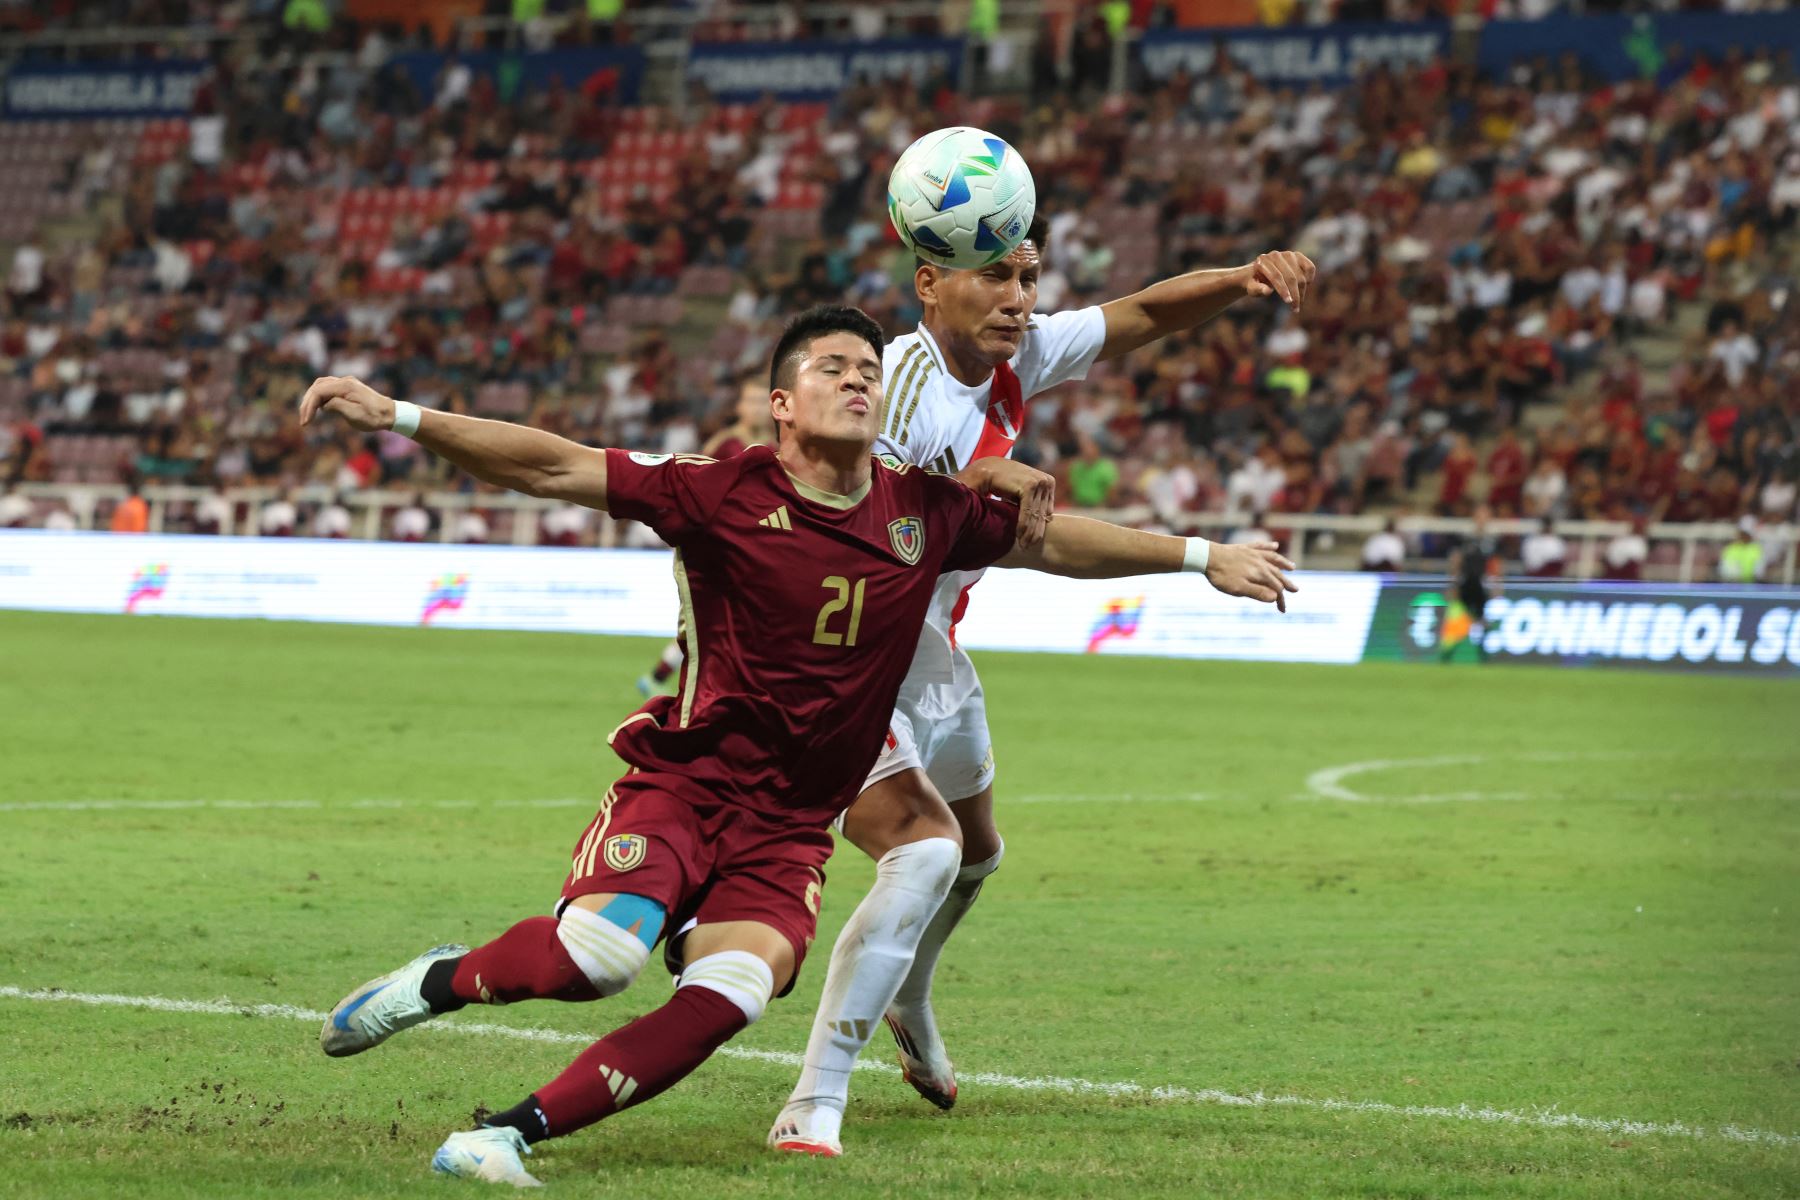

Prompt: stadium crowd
xmin=0 ymin=7 xmax=1796 ymax=565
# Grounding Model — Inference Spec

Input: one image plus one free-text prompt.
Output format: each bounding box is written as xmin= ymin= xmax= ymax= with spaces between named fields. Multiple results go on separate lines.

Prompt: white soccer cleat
xmin=431 ymin=1127 xmax=543 ymax=1188
xmin=885 ymin=1012 xmax=958 ymax=1110
xmin=767 ymin=1102 xmax=843 ymax=1158
xmin=319 ymin=942 xmax=468 ymax=1058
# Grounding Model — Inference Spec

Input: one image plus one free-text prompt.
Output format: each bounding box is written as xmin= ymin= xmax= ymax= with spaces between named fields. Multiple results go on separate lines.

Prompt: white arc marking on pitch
xmin=1304 ymin=752 xmax=1638 ymax=803
xmin=1 ymin=985 xmax=1794 ymax=1150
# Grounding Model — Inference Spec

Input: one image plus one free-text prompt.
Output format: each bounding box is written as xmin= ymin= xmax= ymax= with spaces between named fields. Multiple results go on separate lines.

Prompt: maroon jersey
xmin=604 ymin=445 xmax=1018 ymax=828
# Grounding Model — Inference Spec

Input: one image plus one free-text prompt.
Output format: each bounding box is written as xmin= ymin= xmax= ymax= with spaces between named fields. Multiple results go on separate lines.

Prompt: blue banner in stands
xmin=1478 ymin=12 xmax=1800 ymax=83
xmin=685 ymin=37 xmax=962 ymax=101
xmin=387 ymin=47 xmax=644 ymax=107
xmin=2 ymin=60 xmax=208 ymax=118
xmin=1137 ymin=21 xmax=1448 ymax=87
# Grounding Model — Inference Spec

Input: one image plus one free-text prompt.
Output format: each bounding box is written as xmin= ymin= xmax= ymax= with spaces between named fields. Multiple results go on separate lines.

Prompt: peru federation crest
xmin=603 ymin=834 xmax=647 ymax=872
xmin=888 ymin=516 xmax=925 ymax=565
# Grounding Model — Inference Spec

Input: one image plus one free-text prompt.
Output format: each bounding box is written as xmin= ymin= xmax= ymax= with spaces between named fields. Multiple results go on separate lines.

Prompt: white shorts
xmin=857 ymin=677 xmax=996 ymax=807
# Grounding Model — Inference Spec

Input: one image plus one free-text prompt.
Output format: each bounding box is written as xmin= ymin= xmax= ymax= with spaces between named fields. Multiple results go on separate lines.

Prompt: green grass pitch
xmin=1 ymin=609 xmax=1796 ymax=1198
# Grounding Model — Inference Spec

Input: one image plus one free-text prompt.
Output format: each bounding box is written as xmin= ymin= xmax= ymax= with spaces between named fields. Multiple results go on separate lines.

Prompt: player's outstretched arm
xmin=999 ymin=516 xmax=1298 ymax=610
xmin=1096 ymin=251 xmax=1316 ymax=362
xmin=298 ymin=376 xmax=610 ymax=509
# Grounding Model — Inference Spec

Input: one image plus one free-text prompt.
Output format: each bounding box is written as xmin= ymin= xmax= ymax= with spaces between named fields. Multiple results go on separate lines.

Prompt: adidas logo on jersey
xmin=758 ymin=506 xmax=792 ymax=531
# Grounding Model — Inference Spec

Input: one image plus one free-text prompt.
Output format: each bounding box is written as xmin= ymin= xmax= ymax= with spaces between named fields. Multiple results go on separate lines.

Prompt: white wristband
xmin=390 ymin=400 xmax=422 ymax=438
xmin=1181 ymin=537 xmax=1211 ymax=574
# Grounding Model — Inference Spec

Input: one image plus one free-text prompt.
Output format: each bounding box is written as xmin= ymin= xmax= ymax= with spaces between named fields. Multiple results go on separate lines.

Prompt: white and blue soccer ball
xmin=887 ymin=126 xmax=1036 ymax=271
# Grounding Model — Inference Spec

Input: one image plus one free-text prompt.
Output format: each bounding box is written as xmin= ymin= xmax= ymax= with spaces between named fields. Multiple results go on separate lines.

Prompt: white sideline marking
xmin=0 ymin=795 xmax=1215 ymax=814
xmin=1 ymin=984 xmax=1793 ymax=1150
xmin=0 ymin=798 xmax=595 ymax=814
xmin=1011 ymin=792 xmax=1212 ymax=805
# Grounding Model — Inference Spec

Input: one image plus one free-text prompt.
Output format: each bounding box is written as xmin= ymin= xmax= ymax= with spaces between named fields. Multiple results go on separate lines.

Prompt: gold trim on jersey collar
xmin=783 ymin=469 xmax=871 ymax=510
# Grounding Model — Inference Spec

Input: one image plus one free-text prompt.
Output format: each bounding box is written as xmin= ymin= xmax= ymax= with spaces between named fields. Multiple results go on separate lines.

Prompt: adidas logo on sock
xmin=828 ymin=1018 xmax=873 ymax=1041
xmin=599 ymin=1064 xmax=639 ymax=1107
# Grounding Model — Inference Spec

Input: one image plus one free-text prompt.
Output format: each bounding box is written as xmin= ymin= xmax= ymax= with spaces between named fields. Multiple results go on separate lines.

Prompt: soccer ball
xmin=887 ymin=126 xmax=1036 ymax=271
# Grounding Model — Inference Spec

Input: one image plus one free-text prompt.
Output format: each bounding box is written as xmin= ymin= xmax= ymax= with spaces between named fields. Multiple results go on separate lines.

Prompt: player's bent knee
xmin=556 ymin=901 xmax=659 ymax=997
xmin=878 ymin=834 xmax=963 ymax=899
xmin=678 ymin=950 xmax=775 ymax=1025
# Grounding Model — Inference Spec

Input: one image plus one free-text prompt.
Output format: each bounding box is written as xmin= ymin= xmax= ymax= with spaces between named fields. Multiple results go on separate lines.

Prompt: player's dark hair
xmin=768 ymin=304 xmax=885 ymax=392
xmin=914 ymin=211 xmax=1050 ymax=276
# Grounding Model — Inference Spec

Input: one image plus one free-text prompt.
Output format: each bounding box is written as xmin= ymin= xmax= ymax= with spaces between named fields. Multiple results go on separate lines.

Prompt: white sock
xmin=886 ymin=840 xmax=1004 ymax=1071
xmin=778 ymin=837 xmax=961 ymax=1133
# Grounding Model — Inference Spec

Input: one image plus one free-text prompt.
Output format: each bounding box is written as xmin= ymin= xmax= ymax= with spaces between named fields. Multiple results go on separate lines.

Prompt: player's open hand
xmin=298 ymin=375 xmax=397 ymax=433
xmin=967 ymin=456 xmax=1056 ymax=548
xmin=1205 ymin=540 xmax=1298 ymax=612
xmin=1243 ymin=251 xmax=1316 ymax=315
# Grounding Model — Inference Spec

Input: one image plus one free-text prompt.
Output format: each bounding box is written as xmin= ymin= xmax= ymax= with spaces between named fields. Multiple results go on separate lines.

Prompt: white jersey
xmin=874 ymin=306 xmax=1107 ymax=712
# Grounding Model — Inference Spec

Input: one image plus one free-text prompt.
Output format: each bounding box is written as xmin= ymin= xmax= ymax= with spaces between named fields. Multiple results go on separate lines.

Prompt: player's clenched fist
xmin=1205 ymin=540 xmax=1298 ymax=612
xmin=1242 ymin=250 xmax=1316 ymax=315
xmin=299 ymin=375 xmax=397 ymax=432
xmin=961 ymin=456 xmax=1056 ymax=548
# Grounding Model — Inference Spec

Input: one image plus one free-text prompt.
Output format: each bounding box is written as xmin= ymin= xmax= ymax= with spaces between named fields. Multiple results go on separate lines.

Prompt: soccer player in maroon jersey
xmin=297 ymin=305 xmax=1294 ymax=1186
xmin=637 ymin=374 xmax=777 ymax=696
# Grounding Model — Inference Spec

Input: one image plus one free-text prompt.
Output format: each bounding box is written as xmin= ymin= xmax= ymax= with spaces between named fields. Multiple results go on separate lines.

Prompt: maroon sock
xmin=448 ymin=917 xmax=600 ymax=1006
xmin=651 ymin=660 xmax=675 ymax=682
xmin=533 ymin=985 xmax=747 ymax=1137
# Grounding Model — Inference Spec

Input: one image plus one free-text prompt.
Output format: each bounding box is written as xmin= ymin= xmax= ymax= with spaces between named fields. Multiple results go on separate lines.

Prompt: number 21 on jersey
xmin=813 ymin=576 xmax=866 ymax=647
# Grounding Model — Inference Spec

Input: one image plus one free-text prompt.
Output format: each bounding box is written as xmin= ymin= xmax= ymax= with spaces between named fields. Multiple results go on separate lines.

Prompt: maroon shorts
xmin=557 ymin=770 xmax=833 ymax=989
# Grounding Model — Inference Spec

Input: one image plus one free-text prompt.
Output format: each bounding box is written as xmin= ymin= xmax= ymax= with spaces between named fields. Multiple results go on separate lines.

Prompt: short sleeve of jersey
xmin=1011 ymin=306 xmax=1107 ymax=397
xmin=923 ymin=472 xmax=1020 ymax=573
xmin=875 ymin=336 xmax=948 ymax=468
xmin=602 ymin=449 xmax=729 ymax=544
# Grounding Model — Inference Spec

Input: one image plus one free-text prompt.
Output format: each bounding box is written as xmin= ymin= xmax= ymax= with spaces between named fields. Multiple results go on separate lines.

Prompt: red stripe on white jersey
xmin=951 ymin=360 xmax=1028 ymax=649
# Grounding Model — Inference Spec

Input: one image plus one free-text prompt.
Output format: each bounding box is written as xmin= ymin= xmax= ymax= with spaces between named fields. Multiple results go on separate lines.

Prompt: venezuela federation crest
xmin=888 ymin=516 xmax=924 ymax=565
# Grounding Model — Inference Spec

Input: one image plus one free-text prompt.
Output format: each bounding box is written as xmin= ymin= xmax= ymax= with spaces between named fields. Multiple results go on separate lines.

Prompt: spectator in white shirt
xmin=1628 ymin=271 xmax=1666 ymax=327
xmin=1521 ymin=517 xmax=1569 ymax=578
xmin=1708 ymin=319 xmax=1759 ymax=386
xmin=1227 ymin=446 xmax=1286 ymax=514
xmin=9 ymin=241 xmax=44 ymax=303
xmin=1361 ymin=517 xmax=1406 ymax=572
xmin=259 ymin=493 xmax=298 ymax=537
xmin=455 ymin=511 xmax=490 ymax=544
xmin=194 ymin=490 xmax=232 ymax=535
xmin=393 ymin=495 xmax=432 ymax=542
xmin=43 ymin=506 xmax=77 ymax=531
xmin=1759 ymin=468 xmax=1796 ymax=521
xmin=1226 ymin=512 xmax=1274 ymax=547
xmin=314 ymin=496 xmax=353 ymax=539
xmin=1522 ymin=457 xmax=1567 ymax=518
xmin=1603 ymin=517 xmax=1649 ymax=581
xmin=0 ymin=488 xmax=31 ymax=527
xmin=541 ymin=502 xmax=591 ymax=548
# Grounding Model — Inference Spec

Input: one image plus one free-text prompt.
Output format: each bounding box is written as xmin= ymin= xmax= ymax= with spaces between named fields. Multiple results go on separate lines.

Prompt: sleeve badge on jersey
xmin=627 ymin=452 xmax=672 ymax=466
xmin=603 ymin=834 xmax=648 ymax=872
xmin=888 ymin=516 xmax=925 ymax=565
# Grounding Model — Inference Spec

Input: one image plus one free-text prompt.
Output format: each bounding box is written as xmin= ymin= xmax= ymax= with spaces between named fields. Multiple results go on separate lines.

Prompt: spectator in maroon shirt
xmin=1438 ymin=432 xmax=1478 ymax=514
xmin=1486 ymin=428 xmax=1528 ymax=514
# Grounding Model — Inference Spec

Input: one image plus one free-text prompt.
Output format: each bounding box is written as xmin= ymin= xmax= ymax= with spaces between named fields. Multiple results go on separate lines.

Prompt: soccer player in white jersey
xmin=770 ymin=216 xmax=1315 ymax=1156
